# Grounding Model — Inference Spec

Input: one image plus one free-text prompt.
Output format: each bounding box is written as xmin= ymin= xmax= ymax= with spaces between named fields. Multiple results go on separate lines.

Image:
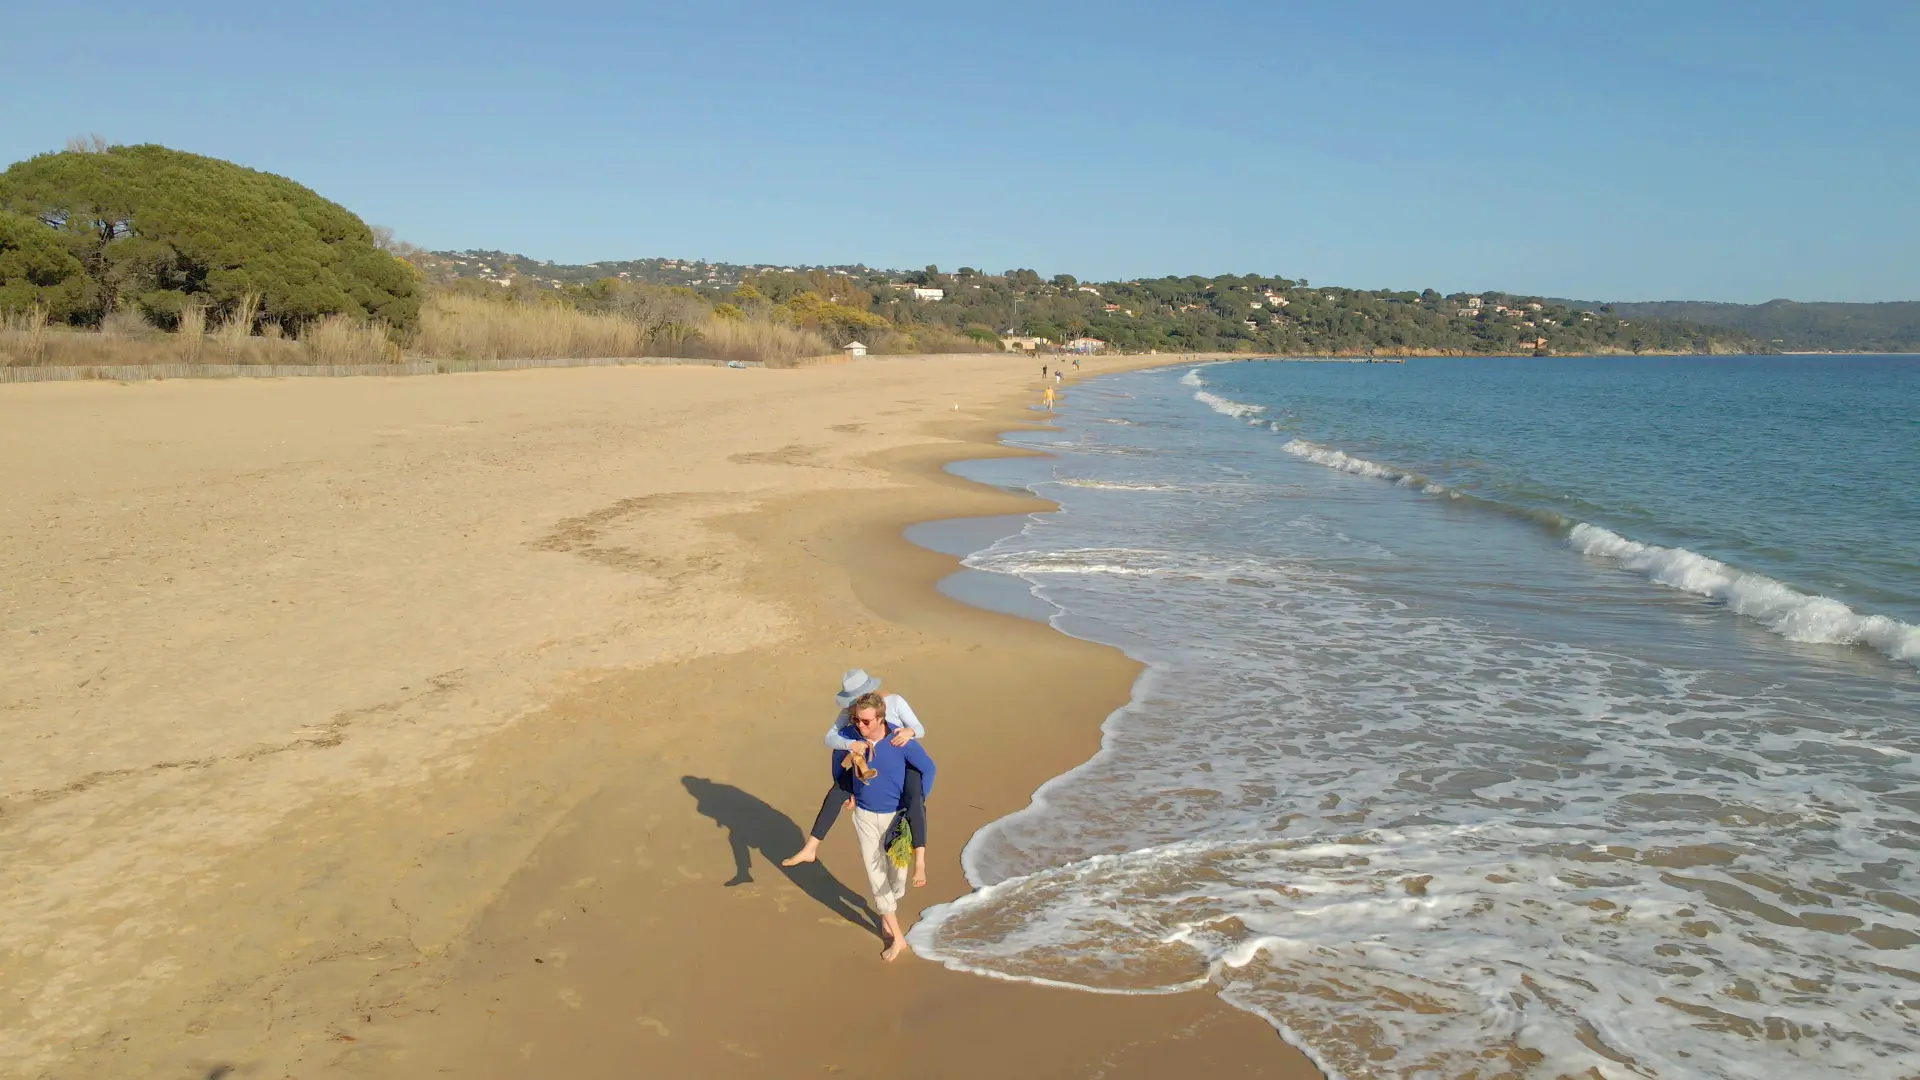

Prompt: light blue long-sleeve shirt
xmin=823 ymin=693 xmax=924 ymax=752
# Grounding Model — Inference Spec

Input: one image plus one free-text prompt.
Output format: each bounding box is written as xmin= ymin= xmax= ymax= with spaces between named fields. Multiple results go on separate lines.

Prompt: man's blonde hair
xmin=848 ymin=691 xmax=887 ymax=721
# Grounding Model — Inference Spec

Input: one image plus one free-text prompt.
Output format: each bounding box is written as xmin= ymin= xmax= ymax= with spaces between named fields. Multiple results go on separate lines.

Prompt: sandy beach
xmin=1 ymin=355 xmax=1316 ymax=1078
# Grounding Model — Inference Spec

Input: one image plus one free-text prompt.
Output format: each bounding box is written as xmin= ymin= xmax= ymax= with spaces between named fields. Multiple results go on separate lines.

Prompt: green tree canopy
xmin=0 ymin=210 xmax=93 ymax=320
xmin=0 ymin=144 xmax=419 ymax=330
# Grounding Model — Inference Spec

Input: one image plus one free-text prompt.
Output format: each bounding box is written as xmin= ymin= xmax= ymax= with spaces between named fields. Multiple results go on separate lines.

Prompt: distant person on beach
xmin=783 ymin=670 xmax=931 ymax=888
xmin=801 ymin=690 xmax=936 ymax=961
xmin=1044 ymin=385 xmax=1057 ymax=411
xmin=1041 ymin=363 xmax=1049 ymax=377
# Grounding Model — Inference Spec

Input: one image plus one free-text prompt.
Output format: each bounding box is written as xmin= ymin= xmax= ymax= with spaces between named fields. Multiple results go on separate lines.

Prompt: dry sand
xmin=1 ymin=355 xmax=1319 ymax=1078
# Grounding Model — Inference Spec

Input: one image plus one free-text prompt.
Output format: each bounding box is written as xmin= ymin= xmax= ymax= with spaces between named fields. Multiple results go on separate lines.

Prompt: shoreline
xmin=365 ymin=356 xmax=1321 ymax=1078
xmin=2 ymin=354 xmax=1317 ymax=1078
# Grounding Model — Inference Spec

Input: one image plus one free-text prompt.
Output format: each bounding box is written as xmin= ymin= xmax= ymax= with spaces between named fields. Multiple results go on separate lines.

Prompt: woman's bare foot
xmin=881 ymin=934 xmax=909 ymax=962
xmin=780 ymin=838 xmax=821 ymax=867
xmin=912 ymin=850 xmax=928 ymax=888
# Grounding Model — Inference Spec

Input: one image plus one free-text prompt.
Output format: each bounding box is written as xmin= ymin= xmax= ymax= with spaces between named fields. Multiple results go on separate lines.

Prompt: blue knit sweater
xmin=830 ymin=727 xmax=937 ymax=813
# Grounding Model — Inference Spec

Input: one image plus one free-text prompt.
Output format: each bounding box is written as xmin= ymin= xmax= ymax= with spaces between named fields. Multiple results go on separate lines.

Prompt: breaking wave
xmin=964 ymin=545 xmax=1336 ymax=588
xmin=1194 ymin=389 xmax=1267 ymax=421
xmin=1570 ymin=524 xmax=1920 ymax=666
xmin=1267 ymin=437 xmax=1920 ymax=669
xmin=919 ymin=360 xmax=1920 ymax=1078
xmin=1052 ymin=479 xmax=1188 ymax=492
xmin=1184 ymin=367 xmax=1269 ymax=422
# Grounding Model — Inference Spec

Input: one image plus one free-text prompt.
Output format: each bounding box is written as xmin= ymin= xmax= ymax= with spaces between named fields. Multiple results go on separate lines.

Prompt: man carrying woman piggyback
xmin=784 ymin=670 xmax=935 ymax=962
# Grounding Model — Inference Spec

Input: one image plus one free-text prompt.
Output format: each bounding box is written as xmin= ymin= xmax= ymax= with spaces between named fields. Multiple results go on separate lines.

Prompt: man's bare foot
xmin=780 ymin=839 xmax=820 ymax=867
xmin=912 ymin=851 xmax=928 ymax=888
xmin=881 ymin=935 xmax=909 ymax=962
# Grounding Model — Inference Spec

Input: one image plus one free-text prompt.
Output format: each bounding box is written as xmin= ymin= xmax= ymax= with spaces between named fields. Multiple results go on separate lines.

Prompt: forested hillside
xmin=431 ymin=252 xmax=1768 ymax=357
xmin=1575 ymin=299 xmax=1920 ymax=353
xmin=416 ymin=250 xmax=876 ymax=292
xmin=852 ymin=270 xmax=1763 ymax=355
xmin=0 ymin=141 xmax=1779 ymax=362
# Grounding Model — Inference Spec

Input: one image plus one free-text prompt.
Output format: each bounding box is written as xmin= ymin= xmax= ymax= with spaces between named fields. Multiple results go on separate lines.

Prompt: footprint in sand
xmin=635 ymin=1016 xmax=670 ymax=1037
xmin=722 ymin=1042 xmax=760 ymax=1059
xmin=675 ymin=865 xmax=703 ymax=881
xmin=557 ymin=988 xmax=582 ymax=1009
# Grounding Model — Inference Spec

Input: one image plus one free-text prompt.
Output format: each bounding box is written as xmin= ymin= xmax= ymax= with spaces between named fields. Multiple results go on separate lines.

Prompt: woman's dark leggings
xmin=808 ymin=766 xmax=927 ymax=848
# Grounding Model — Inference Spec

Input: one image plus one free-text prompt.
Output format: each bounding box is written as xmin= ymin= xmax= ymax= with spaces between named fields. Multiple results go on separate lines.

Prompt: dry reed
xmin=1 ymin=307 xmax=394 ymax=368
xmin=0 ymin=306 xmax=51 ymax=365
xmin=688 ymin=316 xmax=831 ymax=365
xmin=99 ymin=306 xmax=148 ymax=336
xmin=3 ymin=290 xmax=830 ymax=369
xmin=414 ymin=292 xmax=648 ymax=362
xmin=413 ymin=292 xmax=829 ymax=365
xmin=212 ymin=292 xmax=261 ymax=358
xmin=301 ymin=314 xmax=398 ymax=366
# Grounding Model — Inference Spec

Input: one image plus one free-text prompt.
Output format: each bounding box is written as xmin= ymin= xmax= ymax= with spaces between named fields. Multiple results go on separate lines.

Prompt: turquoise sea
xmin=910 ymin=356 xmax=1919 ymax=1079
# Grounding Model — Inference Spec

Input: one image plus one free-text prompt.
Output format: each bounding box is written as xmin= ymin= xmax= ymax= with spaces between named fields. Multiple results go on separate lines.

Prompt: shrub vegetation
xmin=0 ymin=143 xmax=419 ymax=332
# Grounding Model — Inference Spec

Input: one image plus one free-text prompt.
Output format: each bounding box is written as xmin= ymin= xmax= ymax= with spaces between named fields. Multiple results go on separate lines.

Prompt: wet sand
xmin=1 ymin=355 xmax=1317 ymax=1078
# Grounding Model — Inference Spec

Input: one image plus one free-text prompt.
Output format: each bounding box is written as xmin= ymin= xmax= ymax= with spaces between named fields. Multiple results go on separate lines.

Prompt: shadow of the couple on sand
xmin=680 ymin=776 xmax=880 ymax=936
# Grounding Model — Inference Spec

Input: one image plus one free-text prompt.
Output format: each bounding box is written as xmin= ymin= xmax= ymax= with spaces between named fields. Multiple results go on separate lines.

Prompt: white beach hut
xmin=843 ymin=340 xmax=869 ymax=358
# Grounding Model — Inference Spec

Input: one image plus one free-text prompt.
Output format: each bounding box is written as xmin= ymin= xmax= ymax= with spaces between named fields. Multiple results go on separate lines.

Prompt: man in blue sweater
xmin=831 ymin=692 xmax=937 ymax=961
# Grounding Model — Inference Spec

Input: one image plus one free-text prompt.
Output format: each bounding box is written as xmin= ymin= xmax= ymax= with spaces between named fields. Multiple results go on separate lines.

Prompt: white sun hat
xmin=835 ymin=668 xmax=882 ymax=707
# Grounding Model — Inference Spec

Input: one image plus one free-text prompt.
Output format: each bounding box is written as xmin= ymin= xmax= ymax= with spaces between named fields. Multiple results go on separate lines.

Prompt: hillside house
xmin=910 ymin=287 xmax=945 ymax=301
xmin=1065 ymin=337 xmax=1106 ymax=354
xmin=843 ymin=340 xmax=869 ymax=358
xmin=1001 ymin=335 xmax=1047 ymax=352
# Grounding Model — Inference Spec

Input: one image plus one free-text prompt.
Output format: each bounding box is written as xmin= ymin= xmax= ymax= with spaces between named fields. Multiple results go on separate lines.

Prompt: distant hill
xmin=413 ymin=250 xmax=888 ymax=293
xmin=408 ymin=250 xmax=1768 ymax=356
xmin=1556 ymin=299 xmax=1919 ymax=353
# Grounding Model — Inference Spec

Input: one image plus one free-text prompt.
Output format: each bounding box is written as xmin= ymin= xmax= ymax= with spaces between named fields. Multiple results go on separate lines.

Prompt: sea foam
xmin=1185 ymin=367 xmax=1270 ymax=421
xmin=1569 ymin=523 xmax=1920 ymax=666
xmin=1052 ymin=478 xmax=1187 ymax=492
xmin=1274 ymin=436 xmax=1919 ymax=668
xmin=916 ymin=364 xmax=1920 ymax=1079
xmin=1281 ymin=437 xmax=1420 ymax=484
xmin=1194 ymin=388 xmax=1267 ymax=421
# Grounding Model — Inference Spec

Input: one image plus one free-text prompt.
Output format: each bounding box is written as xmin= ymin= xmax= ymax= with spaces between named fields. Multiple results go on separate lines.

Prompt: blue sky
xmin=4 ymin=1 xmax=1915 ymax=301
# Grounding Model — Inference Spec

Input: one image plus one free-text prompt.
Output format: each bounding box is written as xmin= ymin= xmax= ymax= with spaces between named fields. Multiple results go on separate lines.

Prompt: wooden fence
xmin=0 ymin=355 xmax=763 ymax=385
